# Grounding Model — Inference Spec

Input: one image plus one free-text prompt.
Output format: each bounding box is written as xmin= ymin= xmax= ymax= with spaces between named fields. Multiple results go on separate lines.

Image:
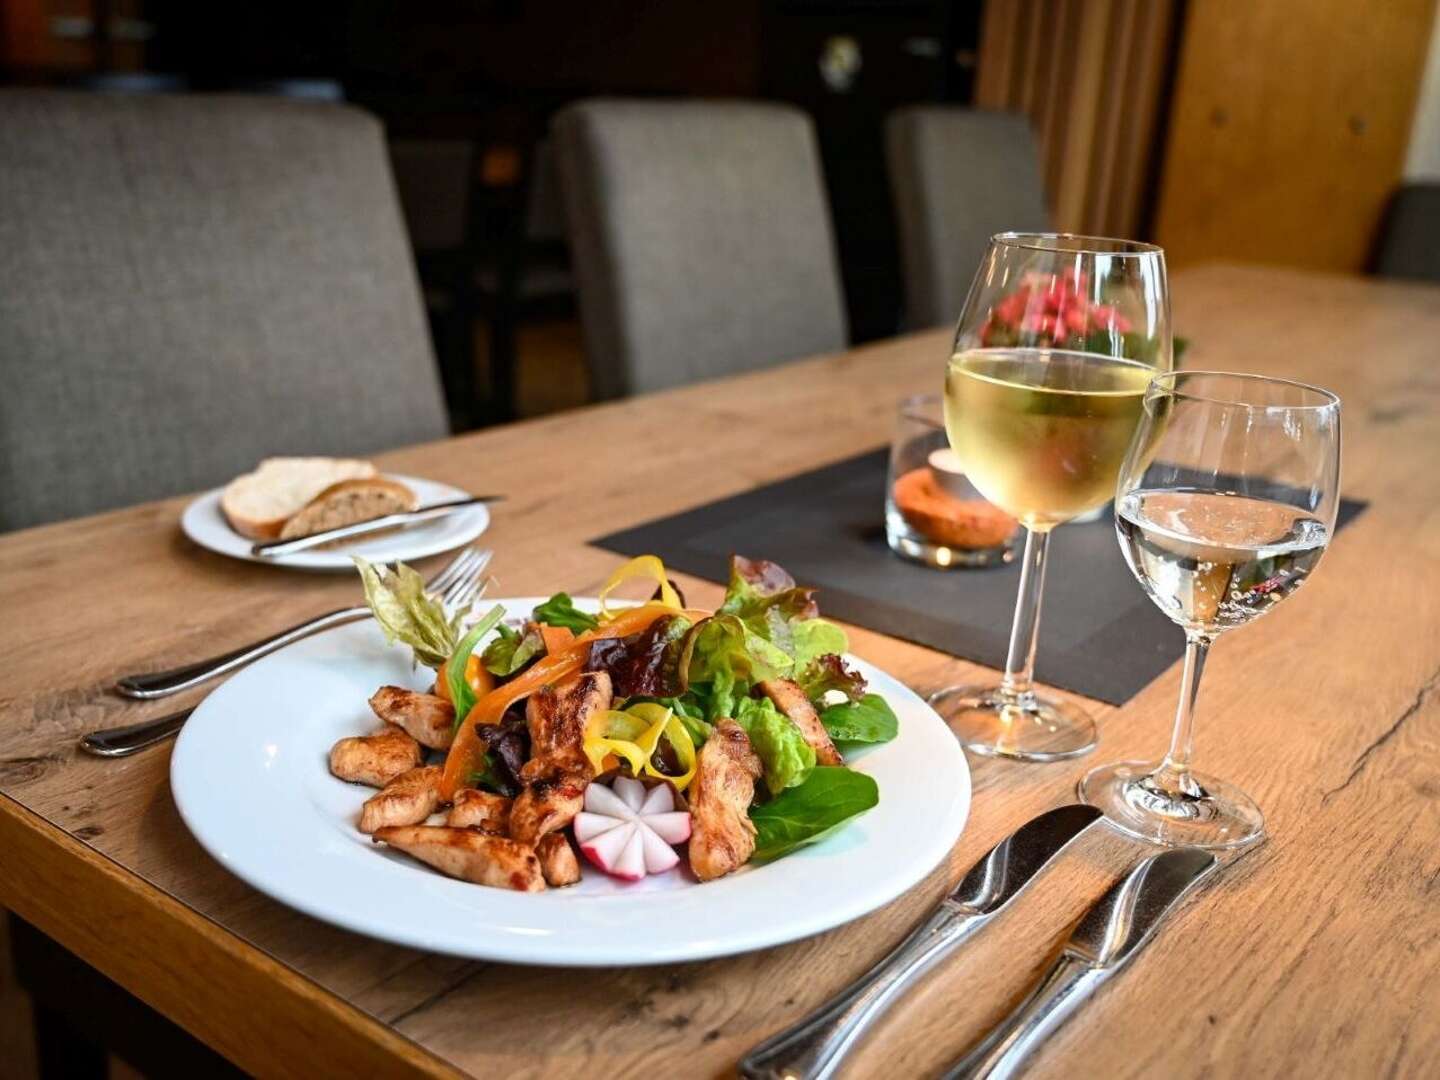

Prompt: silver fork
xmin=80 ymin=548 xmax=493 ymax=758
xmin=115 ymin=547 xmax=490 ymax=699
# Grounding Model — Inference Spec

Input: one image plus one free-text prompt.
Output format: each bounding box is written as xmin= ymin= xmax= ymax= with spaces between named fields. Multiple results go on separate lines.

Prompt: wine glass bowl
xmin=1080 ymin=371 xmax=1342 ymax=848
xmin=931 ymin=233 xmax=1172 ymax=762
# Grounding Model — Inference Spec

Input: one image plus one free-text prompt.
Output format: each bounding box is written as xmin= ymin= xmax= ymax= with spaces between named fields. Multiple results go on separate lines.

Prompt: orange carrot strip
xmin=438 ymin=604 xmax=705 ymax=799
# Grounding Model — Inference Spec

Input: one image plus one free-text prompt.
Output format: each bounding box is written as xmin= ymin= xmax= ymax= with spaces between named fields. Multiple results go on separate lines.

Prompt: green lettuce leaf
xmin=820 ymin=693 xmax=899 ymax=745
xmin=445 ymin=604 xmax=506 ymax=723
xmin=734 ymin=696 xmax=815 ymax=794
xmin=354 ymin=557 xmax=465 ymax=670
xmin=532 ymin=593 xmax=599 ymax=634
xmin=717 ymin=556 xmax=850 ymax=673
xmin=795 ymin=653 xmax=867 ymax=704
xmin=482 ymin=622 xmax=545 ymax=676
xmin=749 ymin=767 xmax=880 ymax=862
xmin=790 ymin=619 xmax=849 ymax=668
xmin=681 ymin=614 xmax=793 ymax=722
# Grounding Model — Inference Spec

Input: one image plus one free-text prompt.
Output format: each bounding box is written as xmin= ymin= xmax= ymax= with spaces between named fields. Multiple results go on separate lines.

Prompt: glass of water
xmin=1079 ymin=371 xmax=1342 ymax=848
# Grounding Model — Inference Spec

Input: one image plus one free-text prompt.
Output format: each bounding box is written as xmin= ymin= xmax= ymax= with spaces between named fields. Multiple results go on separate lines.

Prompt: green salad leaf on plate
xmin=821 ymin=693 xmax=900 ymax=746
xmin=750 ymin=767 xmax=881 ymax=862
xmin=734 ymin=696 xmax=816 ymax=794
xmin=533 ymin=592 xmax=600 ymax=634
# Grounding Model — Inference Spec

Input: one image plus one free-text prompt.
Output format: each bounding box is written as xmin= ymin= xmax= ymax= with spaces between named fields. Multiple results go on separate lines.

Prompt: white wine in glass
xmin=1081 ymin=371 xmax=1342 ymax=848
xmin=931 ymin=234 xmax=1172 ymax=762
xmin=945 ymin=349 xmax=1156 ymax=529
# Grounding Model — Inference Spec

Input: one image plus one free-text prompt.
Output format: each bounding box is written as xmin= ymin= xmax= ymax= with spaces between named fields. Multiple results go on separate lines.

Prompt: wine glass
xmin=1080 ymin=371 xmax=1341 ymax=848
xmin=932 ymin=233 xmax=1172 ymax=761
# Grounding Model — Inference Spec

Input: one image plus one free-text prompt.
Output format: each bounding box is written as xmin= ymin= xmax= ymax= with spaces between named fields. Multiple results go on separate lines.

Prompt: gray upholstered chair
xmin=0 ymin=91 xmax=448 ymax=532
xmin=1373 ymin=183 xmax=1440 ymax=283
xmin=553 ymin=99 xmax=848 ymax=399
xmin=887 ymin=107 xmax=1050 ymax=330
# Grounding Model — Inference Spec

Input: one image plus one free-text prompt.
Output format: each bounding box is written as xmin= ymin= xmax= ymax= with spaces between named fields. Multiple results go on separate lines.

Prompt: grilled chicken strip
xmin=329 ymin=727 xmax=422 ymax=788
xmin=536 ymin=833 xmax=581 ymax=887
xmin=759 ymin=679 xmax=843 ymax=766
xmin=358 ymin=766 xmax=442 ymax=834
xmin=368 ymin=686 xmax=456 ymax=750
xmin=446 ymin=788 xmax=513 ymax=833
xmin=510 ymin=671 xmax=611 ymax=845
xmin=373 ymin=826 xmax=545 ymax=892
xmin=688 ymin=719 xmax=763 ymax=882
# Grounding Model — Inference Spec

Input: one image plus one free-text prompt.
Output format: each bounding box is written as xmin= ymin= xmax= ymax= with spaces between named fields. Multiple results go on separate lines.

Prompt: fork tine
xmin=428 ymin=548 xmax=479 ymax=595
xmin=443 ymin=575 xmax=483 ymax=612
xmin=423 ymin=546 xmax=475 ymax=594
xmin=441 ymin=551 xmax=493 ymax=610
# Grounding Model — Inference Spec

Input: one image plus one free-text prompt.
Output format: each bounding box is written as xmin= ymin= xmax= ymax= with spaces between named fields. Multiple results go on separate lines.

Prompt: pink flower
xmin=1020 ymin=313 xmax=1058 ymax=337
xmin=993 ymin=288 xmax=1031 ymax=324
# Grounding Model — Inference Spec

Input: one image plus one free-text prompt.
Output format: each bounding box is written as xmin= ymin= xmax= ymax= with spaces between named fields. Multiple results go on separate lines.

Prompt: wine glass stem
xmin=1000 ymin=527 xmax=1051 ymax=702
xmin=1151 ymin=632 xmax=1211 ymax=798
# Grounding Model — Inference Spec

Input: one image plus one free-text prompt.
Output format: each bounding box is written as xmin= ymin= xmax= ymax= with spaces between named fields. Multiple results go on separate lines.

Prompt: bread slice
xmin=222 ymin=457 xmax=377 ymax=540
xmin=278 ymin=477 xmax=419 ymax=540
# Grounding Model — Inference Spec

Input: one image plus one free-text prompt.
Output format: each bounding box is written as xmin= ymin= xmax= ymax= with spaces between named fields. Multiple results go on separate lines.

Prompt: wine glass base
xmin=1078 ymin=760 xmax=1265 ymax=849
xmin=928 ymin=684 xmax=1097 ymax=762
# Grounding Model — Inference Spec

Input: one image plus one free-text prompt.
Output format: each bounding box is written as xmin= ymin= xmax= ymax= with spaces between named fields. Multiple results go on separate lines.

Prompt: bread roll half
xmin=222 ymin=457 xmax=377 ymax=539
xmin=278 ymin=478 xmax=419 ymax=540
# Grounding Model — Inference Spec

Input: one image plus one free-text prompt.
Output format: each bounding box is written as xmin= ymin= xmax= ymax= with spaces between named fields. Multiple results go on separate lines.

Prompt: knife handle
xmin=739 ymin=900 xmax=987 ymax=1080
xmin=944 ymin=954 xmax=1101 ymax=1080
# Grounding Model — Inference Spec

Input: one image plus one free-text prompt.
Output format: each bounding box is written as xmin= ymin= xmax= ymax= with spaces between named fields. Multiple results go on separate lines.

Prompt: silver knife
xmin=945 ymin=847 xmax=1218 ymax=1080
xmin=739 ymin=804 xmax=1103 ymax=1080
xmin=250 ymin=495 xmax=501 ymax=558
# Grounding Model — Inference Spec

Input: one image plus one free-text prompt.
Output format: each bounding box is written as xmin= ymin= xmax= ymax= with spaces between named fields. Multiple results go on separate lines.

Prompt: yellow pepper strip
xmin=582 ymin=703 xmax=698 ymax=792
xmin=598 ymin=555 xmax=682 ymax=622
xmin=583 ymin=710 xmax=652 ymax=776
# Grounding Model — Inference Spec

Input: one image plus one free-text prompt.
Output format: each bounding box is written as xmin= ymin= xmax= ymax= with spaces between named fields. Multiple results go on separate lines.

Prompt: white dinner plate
xmin=180 ymin=474 xmax=490 ymax=572
xmin=171 ymin=598 xmax=971 ymax=966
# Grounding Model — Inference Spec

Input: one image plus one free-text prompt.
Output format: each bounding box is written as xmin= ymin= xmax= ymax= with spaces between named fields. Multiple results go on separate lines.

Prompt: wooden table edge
xmin=0 ymin=791 xmax=463 ymax=1080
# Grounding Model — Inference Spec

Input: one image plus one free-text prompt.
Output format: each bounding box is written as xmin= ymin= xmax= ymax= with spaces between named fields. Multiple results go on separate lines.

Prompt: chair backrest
xmin=0 ymin=91 xmax=448 ymax=532
xmin=553 ymin=98 xmax=848 ymax=399
xmin=887 ymin=107 xmax=1050 ymax=330
xmin=1373 ymin=183 xmax=1440 ymax=283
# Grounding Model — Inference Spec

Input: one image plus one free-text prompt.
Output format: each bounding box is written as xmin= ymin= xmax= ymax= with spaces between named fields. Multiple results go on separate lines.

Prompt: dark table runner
xmin=595 ymin=449 xmax=1366 ymax=705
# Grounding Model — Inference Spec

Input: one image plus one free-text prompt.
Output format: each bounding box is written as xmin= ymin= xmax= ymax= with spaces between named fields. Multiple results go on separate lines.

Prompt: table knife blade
xmin=739 ymin=804 xmax=1103 ymax=1080
xmin=946 ymin=847 xmax=1218 ymax=1080
xmin=250 ymin=495 xmax=501 ymax=558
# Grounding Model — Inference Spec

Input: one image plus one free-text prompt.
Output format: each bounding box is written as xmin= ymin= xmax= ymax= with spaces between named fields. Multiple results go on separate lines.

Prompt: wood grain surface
xmin=1 ymin=265 xmax=1437 ymax=1078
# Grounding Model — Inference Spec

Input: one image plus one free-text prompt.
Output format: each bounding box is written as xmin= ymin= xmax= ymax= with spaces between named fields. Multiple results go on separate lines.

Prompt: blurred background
xmin=1 ymin=0 xmax=1436 ymax=427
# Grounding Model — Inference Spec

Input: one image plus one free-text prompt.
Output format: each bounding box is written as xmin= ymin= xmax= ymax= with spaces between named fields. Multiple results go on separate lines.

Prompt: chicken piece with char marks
xmin=373 ymin=825 xmax=546 ymax=892
xmin=329 ymin=726 xmax=422 ymax=788
xmin=510 ymin=671 xmax=610 ymax=845
xmin=687 ymin=719 xmax=763 ymax=882
xmin=447 ymin=788 xmax=513 ymax=833
xmin=759 ymin=678 xmax=842 ymax=766
xmin=536 ymin=832 xmax=581 ymax=886
xmin=358 ymin=766 xmax=442 ymax=834
xmin=368 ymin=686 xmax=456 ymax=750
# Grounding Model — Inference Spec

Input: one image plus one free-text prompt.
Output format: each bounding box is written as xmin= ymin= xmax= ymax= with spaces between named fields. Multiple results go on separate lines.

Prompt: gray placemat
xmin=594 ymin=450 xmax=1367 ymax=705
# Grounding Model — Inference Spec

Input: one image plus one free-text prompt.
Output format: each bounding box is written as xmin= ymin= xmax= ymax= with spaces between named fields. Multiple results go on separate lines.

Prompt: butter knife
xmin=945 ymin=847 xmax=1218 ymax=1080
xmin=250 ymin=495 xmax=501 ymax=558
xmin=739 ymin=804 xmax=1103 ymax=1080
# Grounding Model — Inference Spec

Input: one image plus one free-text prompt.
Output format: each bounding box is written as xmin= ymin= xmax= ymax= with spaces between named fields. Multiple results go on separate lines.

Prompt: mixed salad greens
xmin=356 ymin=553 xmax=899 ymax=865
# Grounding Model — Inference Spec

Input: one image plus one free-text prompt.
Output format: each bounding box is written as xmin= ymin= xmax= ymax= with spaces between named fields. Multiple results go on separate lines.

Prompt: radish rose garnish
xmin=573 ymin=777 xmax=691 ymax=881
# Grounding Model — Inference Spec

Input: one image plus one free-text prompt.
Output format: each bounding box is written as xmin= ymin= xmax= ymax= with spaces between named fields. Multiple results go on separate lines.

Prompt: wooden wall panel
xmin=976 ymin=0 xmax=1180 ymax=239
xmin=1153 ymin=0 xmax=1438 ymax=271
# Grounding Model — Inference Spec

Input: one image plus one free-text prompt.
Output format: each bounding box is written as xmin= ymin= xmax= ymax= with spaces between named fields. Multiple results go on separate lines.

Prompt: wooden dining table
xmin=1 ymin=264 xmax=1437 ymax=1079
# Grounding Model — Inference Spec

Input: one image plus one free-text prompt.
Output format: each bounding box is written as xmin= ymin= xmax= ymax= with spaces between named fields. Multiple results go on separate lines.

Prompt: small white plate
xmin=171 ymin=598 xmax=972 ymax=966
xmin=180 ymin=474 xmax=490 ymax=572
